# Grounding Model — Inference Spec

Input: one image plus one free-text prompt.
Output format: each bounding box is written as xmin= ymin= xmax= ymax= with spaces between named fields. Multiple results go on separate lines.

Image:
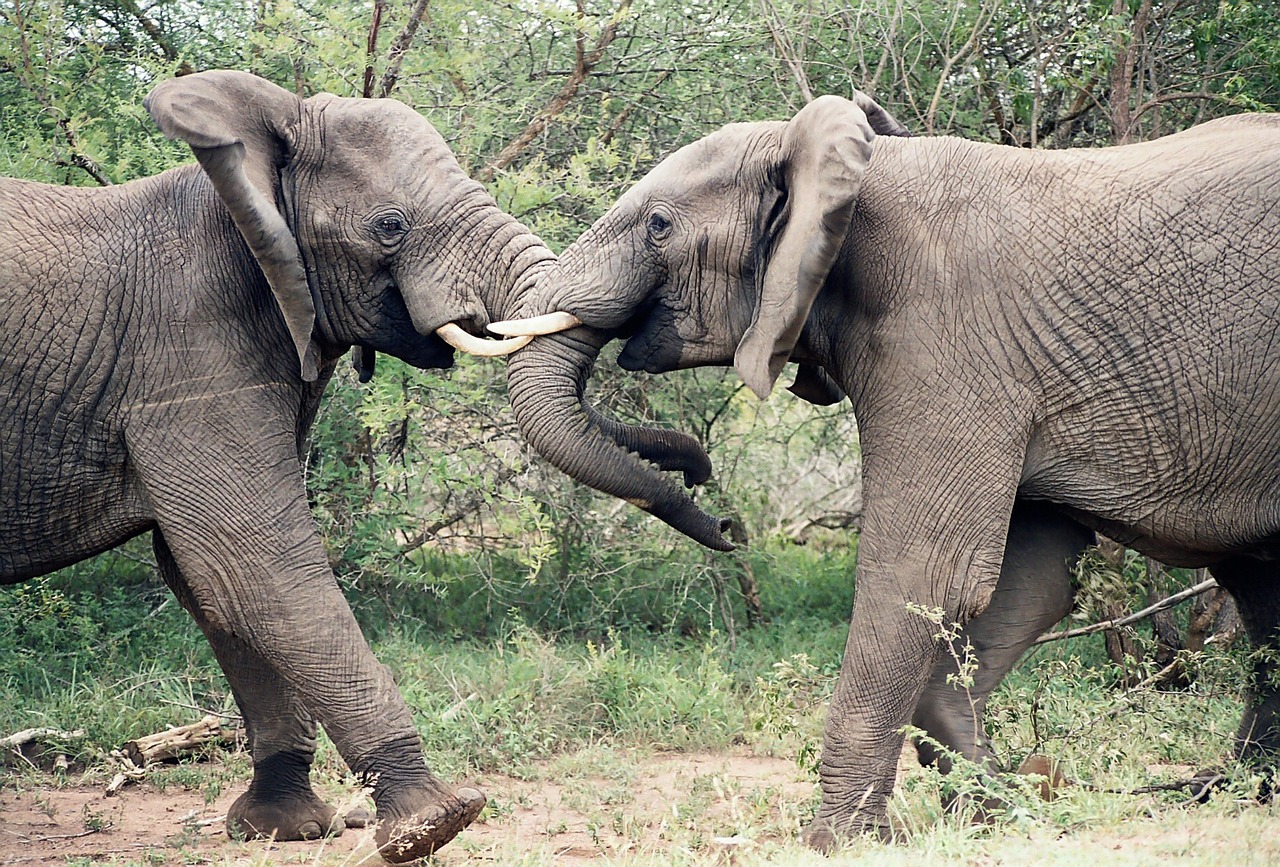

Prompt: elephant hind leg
xmin=1211 ymin=557 xmax=1280 ymax=767
xmin=912 ymin=501 xmax=1090 ymax=775
xmin=153 ymin=532 xmax=343 ymax=843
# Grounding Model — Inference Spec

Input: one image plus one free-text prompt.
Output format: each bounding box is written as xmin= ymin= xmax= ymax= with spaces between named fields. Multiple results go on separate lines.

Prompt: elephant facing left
xmin=0 ymin=70 xmax=548 ymax=862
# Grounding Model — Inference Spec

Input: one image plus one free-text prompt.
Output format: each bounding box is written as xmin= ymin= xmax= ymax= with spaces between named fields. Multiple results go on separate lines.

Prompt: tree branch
xmin=598 ymin=69 xmax=671 ymax=145
xmin=114 ymin=0 xmax=191 ymax=73
xmin=1034 ymin=578 xmax=1218 ymax=644
xmin=379 ymin=0 xmax=433 ymax=98
xmin=362 ymin=0 xmax=387 ymax=98
xmin=399 ymin=463 xmax=520 ymax=553
xmin=478 ymin=0 xmax=632 ymax=182
xmin=759 ymin=0 xmax=812 ymax=104
xmin=1132 ymin=90 xmax=1236 ymax=122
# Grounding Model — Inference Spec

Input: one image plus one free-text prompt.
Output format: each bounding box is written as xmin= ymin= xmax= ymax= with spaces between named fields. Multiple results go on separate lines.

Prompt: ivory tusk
xmin=487 ymin=311 xmax=583 ymax=337
xmin=435 ymin=323 xmax=533 ymax=357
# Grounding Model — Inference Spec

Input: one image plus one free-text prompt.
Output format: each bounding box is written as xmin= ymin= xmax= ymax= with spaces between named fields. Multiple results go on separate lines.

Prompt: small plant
xmin=749 ymin=653 xmax=830 ymax=774
xmin=32 ymin=791 xmax=56 ymax=819
xmin=905 ymin=601 xmax=982 ymax=742
xmin=80 ymin=802 xmax=112 ymax=832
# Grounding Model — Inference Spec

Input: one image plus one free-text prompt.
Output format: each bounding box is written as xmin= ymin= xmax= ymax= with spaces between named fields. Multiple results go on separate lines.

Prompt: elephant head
xmin=496 ymin=93 xmax=908 ymax=548
xmin=145 ymin=70 xmax=541 ymax=382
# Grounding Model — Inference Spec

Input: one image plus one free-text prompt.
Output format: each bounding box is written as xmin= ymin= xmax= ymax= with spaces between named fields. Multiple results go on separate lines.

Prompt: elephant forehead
xmin=637 ymin=121 xmax=783 ymax=199
xmin=306 ymin=96 xmax=449 ymax=158
xmin=297 ymin=96 xmax=461 ymax=189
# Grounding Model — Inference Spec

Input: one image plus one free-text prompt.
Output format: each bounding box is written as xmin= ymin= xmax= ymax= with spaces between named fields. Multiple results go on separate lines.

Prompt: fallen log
xmin=123 ymin=714 xmax=237 ymax=768
xmin=1 ymin=727 xmax=85 ymax=749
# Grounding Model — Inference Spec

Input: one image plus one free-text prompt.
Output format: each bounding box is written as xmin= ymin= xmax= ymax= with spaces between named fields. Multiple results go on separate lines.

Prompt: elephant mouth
xmin=490 ymin=293 xmax=669 ymax=366
xmin=617 ymin=299 xmax=681 ymax=373
xmin=398 ymin=332 xmax=456 ymax=371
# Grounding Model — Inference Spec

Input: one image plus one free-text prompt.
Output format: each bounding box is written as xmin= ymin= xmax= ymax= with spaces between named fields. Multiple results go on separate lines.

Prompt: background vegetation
xmin=2 ymin=0 xmax=1279 ymax=863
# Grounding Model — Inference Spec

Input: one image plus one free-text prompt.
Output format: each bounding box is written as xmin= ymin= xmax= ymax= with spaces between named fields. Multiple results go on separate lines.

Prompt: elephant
xmin=0 ymin=69 xmax=580 ymax=862
xmin=494 ymin=93 xmax=1280 ymax=847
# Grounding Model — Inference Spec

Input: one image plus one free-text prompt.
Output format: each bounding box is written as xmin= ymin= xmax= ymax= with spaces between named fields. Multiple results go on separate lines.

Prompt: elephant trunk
xmin=398 ymin=182 xmax=557 ymax=354
xmin=507 ymin=326 xmax=733 ymax=551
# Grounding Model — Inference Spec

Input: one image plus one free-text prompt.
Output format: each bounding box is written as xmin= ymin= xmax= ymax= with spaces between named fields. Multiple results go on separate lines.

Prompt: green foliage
xmin=2 ymin=11 xmax=1276 ymax=858
xmin=0 ymin=553 xmax=224 ymax=759
xmin=4 ymin=0 xmax=1274 ymax=650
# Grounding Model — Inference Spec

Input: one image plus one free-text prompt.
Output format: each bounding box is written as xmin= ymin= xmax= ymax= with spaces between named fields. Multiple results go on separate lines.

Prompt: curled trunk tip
xmin=507 ymin=328 xmax=734 ymax=552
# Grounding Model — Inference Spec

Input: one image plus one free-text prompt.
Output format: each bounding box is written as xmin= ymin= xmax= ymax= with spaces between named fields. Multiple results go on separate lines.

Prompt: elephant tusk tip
xmin=488 ymin=311 xmax=583 ymax=337
xmin=435 ymin=323 xmax=533 ymax=357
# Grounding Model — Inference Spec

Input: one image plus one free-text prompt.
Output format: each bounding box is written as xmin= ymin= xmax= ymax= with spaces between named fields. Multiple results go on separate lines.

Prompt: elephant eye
xmin=647 ymin=212 xmax=672 ymax=240
xmin=372 ymin=213 xmax=408 ymax=242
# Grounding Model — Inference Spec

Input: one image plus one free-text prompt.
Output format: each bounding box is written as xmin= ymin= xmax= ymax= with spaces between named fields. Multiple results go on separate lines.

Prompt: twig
xmin=378 ymin=0 xmax=432 ymax=98
xmin=32 ymin=828 xmax=105 ymax=842
xmin=399 ymin=463 xmax=520 ymax=553
xmin=597 ymin=69 xmax=670 ymax=146
xmin=478 ymin=0 xmax=632 ymax=182
xmin=759 ymin=0 xmax=812 ymax=103
xmin=1034 ymin=578 xmax=1218 ymax=644
xmin=158 ymin=700 xmax=243 ymax=723
xmin=441 ymin=692 xmax=478 ymax=721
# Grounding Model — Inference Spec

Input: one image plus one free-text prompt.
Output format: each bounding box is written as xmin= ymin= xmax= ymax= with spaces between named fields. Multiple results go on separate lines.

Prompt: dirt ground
xmin=0 ymin=750 xmax=817 ymax=866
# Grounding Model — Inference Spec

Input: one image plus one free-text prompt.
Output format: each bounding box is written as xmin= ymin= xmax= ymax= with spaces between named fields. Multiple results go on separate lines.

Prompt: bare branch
xmin=379 ymin=0 xmax=433 ymax=98
xmin=478 ymin=0 xmax=633 ymax=182
xmin=363 ymin=0 xmax=388 ymax=98
xmin=1035 ymin=578 xmax=1218 ymax=644
xmin=1 ymin=727 xmax=86 ymax=749
xmin=925 ymin=0 xmax=997 ymax=132
xmin=399 ymin=463 xmax=521 ymax=553
xmin=114 ymin=0 xmax=192 ymax=73
xmin=1132 ymin=90 xmax=1238 ymax=121
xmin=759 ymin=0 xmax=812 ymax=104
xmin=598 ymin=69 xmax=671 ymax=146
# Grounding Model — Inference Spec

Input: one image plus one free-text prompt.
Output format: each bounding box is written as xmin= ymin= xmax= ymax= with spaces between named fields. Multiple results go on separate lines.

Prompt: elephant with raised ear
xmin=496 ymin=94 xmax=1280 ymax=846
xmin=0 ymin=70 xmax=716 ymax=862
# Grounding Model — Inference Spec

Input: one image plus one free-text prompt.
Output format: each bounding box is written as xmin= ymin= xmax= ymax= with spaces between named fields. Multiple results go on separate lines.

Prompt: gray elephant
xmin=0 ymin=69 xmax=568 ymax=862
xmin=495 ymin=94 xmax=1280 ymax=847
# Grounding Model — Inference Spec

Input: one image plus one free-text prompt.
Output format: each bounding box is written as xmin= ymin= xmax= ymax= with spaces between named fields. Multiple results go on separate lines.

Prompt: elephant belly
xmin=0 ymin=403 xmax=151 ymax=582
xmin=0 ymin=464 xmax=152 ymax=582
xmin=1020 ymin=427 xmax=1280 ymax=567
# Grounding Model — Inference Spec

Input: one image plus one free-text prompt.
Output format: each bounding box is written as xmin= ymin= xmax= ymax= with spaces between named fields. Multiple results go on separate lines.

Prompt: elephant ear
xmin=733 ymin=94 xmax=879 ymax=399
xmin=145 ymin=71 xmax=320 ymax=381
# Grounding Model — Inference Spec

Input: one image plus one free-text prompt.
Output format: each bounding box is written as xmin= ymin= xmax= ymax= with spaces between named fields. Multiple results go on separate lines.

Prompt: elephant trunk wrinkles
xmin=475 ymin=203 xmax=559 ymax=322
xmin=507 ymin=326 xmax=732 ymax=551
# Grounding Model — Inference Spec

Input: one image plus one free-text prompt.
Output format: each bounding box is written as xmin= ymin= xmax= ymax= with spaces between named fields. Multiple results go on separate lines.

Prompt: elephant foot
xmin=374 ymin=784 xmax=486 ymax=863
xmin=227 ymin=787 xmax=344 ymax=842
xmin=801 ymin=812 xmax=889 ymax=852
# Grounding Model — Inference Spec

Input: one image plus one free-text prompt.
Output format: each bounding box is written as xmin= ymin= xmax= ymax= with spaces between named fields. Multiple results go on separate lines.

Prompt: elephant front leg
xmin=153 ymin=533 xmax=344 ymax=842
xmin=802 ymin=412 xmax=1026 ymax=850
xmin=353 ymin=734 xmax=486 ymax=862
xmin=805 ymin=602 xmax=940 ymax=847
xmin=134 ymin=426 xmax=484 ymax=862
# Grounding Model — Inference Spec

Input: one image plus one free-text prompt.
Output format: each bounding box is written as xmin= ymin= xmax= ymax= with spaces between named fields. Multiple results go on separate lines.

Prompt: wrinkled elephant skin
xmin=0 ymin=70 xmax=564 ymax=861
xmin=505 ymin=95 xmax=1280 ymax=844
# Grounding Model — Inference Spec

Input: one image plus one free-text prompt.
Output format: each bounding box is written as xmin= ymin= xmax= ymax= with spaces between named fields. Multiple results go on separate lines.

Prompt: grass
xmin=2 ymin=545 xmax=1276 ymax=864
